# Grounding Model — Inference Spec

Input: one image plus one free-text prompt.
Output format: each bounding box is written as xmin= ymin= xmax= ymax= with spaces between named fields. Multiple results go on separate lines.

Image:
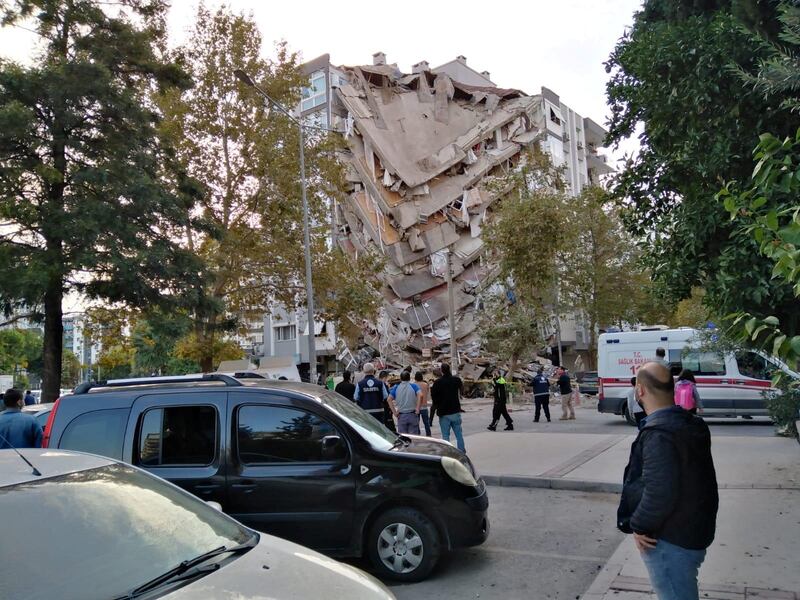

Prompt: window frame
xmin=678 ymin=349 xmax=727 ymax=376
xmin=234 ymin=403 xmax=349 ymax=466
xmin=274 ymin=324 xmax=297 ymax=342
xmin=134 ymin=404 xmax=219 ymax=468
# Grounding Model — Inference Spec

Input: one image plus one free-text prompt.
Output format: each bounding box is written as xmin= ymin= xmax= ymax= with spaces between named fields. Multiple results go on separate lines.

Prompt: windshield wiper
xmin=116 ymin=539 xmax=257 ymax=599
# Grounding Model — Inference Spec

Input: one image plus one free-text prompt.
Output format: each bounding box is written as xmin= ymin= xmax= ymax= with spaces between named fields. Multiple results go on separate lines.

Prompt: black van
xmin=43 ymin=374 xmax=489 ymax=581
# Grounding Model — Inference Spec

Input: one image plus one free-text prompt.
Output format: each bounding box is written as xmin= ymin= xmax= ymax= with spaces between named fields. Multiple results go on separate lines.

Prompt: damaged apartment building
xmin=257 ymin=53 xmax=613 ymax=374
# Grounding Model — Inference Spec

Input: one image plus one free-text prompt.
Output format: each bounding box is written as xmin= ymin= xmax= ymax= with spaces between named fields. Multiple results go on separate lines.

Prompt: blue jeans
xmin=419 ymin=408 xmax=432 ymax=436
xmin=640 ymin=539 xmax=706 ymax=600
xmin=439 ymin=413 xmax=465 ymax=452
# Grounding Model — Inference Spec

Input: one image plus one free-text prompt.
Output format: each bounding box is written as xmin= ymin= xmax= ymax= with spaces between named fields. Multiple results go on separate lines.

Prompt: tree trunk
xmin=42 ymin=278 xmax=64 ymax=402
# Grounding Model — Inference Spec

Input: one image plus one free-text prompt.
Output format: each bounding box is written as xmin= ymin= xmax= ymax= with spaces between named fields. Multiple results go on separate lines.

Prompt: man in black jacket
xmin=618 ymin=362 xmax=718 ymax=600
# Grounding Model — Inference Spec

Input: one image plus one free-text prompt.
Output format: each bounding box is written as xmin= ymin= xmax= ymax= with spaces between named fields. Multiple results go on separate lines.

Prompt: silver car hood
xmin=165 ymin=535 xmax=395 ymax=600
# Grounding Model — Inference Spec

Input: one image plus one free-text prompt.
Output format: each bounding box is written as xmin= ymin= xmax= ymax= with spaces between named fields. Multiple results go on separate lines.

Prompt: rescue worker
xmin=354 ymin=363 xmax=388 ymax=422
xmin=487 ymin=370 xmax=513 ymax=431
xmin=532 ymin=366 xmax=552 ymax=422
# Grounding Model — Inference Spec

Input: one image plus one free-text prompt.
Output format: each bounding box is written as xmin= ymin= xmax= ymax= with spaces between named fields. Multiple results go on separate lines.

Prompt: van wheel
xmin=623 ymin=406 xmax=636 ymax=426
xmin=367 ymin=507 xmax=440 ymax=582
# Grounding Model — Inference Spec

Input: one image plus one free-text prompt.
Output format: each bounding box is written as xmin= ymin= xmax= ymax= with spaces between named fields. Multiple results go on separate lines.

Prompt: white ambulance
xmin=597 ymin=327 xmax=799 ymax=424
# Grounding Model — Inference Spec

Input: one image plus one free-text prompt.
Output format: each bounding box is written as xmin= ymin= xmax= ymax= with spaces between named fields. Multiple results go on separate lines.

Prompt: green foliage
xmin=560 ymin=187 xmax=669 ymax=365
xmin=0 ymin=328 xmax=41 ymax=374
xmin=484 ymin=149 xmax=571 ymax=303
xmin=606 ymin=4 xmax=800 ymax=338
xmin=159 ymin=4 xmax=377 ymax=370
xmin=669 ymin=287 xmax=713 ymax=328
xmin=0 ymin=0 xmax=209 ymax=400
xmin=765 ymin=378 xmax=800 ymax=436
xmin=478 ymin=293 xmax=548 ymax=368
xmin=739 ymin=3 xmax=800 ymax=112
xmin=61 ymin=349 xmax=81 ymax=388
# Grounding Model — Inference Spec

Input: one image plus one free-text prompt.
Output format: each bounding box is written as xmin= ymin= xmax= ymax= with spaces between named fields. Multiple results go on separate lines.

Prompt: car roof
xmin=0 ymin=449 xmax=114 ymax=487
xmin=68 ymin=378 xmax=327 ymax=401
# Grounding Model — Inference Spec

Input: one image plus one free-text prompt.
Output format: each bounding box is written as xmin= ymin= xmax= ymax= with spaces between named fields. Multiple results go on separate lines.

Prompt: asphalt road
xmin=384 ymin=486 xmax=624 ymax=600
xmin=452 ymin=397 xmax=776 ymax=439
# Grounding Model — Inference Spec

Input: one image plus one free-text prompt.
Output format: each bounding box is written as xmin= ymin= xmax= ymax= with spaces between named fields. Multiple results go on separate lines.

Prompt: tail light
xmin=42 ymin=397 xmax=61 ymax=448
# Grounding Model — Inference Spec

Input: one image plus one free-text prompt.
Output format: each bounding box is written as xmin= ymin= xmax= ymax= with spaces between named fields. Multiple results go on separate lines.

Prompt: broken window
xmin=549 ymin=108 xmax=562 ymax=126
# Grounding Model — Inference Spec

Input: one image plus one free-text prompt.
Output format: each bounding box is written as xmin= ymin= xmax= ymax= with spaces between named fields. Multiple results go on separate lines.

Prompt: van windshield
xmin=320 ymin=391 xmax=399 ymax=450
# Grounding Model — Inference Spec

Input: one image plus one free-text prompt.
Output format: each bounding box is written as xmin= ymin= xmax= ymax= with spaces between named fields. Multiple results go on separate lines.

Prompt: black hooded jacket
xmin=617 ymin=406 xmax=719 ymax=550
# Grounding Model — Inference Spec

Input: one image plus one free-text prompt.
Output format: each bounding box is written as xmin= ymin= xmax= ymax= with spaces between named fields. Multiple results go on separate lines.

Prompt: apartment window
xmin=275 ymin=324 xmax=297 ymax=342
xmin=301 ymin=70 xmax=326 ymax=111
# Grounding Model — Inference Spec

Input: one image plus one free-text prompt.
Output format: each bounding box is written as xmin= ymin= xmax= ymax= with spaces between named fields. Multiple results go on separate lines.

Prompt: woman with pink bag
xmin=674 ymin=369 xmax=703 ymax=415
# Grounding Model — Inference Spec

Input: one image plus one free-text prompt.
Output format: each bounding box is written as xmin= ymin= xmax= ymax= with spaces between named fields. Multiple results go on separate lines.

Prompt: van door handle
xmin=194 ymin=484 xmax=221 ymax=493
xmin=232 ymin=482 xmax=257 ymax=493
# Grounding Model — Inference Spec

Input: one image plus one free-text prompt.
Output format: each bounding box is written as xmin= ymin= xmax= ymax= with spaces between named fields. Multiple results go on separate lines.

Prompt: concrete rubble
xmin=331 ymin=64 xmax=551 ymax=375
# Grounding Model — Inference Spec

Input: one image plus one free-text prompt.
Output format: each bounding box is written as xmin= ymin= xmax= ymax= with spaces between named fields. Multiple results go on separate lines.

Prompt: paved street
xmin=384 ymin=486 xmax=624 ymax=600
xmin=452 ymin=396 xmax=776 ymax=438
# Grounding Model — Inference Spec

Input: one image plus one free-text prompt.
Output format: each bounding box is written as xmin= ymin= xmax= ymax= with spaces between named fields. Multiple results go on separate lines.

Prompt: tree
xmin=0 ymin=1 xmax=208 ymax=401
xmin=130 ymin=310 xmax=195 ymax=375
xmin=605 ymin=2 xmax=800 ymax=336
xmin=61 ymin=349 xmax=81 ymax=388
xmin=479 ymin=293 xmax=548 ymax=377
xmin=560 ymin=187 xmax=666 ymax=367
xmin=0 ymin=328 xmax=42 ymax=379
xmin=669 ymin=287 xmax=712 ymax=329
xmin=159 ymin=5 xmax=377 ymax=371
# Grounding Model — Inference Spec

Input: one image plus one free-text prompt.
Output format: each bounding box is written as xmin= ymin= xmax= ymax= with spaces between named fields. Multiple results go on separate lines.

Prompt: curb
xmin=483 ymin=474 xmax=622 ymax=494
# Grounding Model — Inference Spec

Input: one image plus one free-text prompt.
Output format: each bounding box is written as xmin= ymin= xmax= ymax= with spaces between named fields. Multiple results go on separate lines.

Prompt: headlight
xmin=441 ymin=456 xmax=477 ymax=487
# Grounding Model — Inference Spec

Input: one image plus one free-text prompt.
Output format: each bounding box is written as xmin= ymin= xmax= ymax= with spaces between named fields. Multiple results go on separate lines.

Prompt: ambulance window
xmin=735 ymin=352 xmax=773 ymax=380
xmin=680 ymin=351 xmax=726 ymax=376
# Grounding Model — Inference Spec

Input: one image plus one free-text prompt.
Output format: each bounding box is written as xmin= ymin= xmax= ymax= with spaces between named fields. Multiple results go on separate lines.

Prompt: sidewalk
xmin=462 ymin=407 xmax=800 ymax=599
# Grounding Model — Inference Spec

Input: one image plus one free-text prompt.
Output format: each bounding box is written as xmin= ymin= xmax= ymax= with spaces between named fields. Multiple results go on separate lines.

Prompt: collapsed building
xmin=254 ymin=53 xmax=612 ymax=379
xmin=331 ymin=62 xmax=548 ymax=369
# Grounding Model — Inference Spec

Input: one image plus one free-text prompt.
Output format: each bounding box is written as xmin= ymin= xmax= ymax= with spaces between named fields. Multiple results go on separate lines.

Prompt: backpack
xmin=675 ymin=382 xmax=696 ymax=410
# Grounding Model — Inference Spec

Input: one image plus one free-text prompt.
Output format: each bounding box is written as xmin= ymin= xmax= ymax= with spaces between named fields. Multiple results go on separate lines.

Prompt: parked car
xmin=43 ymin=374 xmax=490 ymax=582
xmin=575 ymin=371 xmax=598 ymax=395
xmin=0 ymin=448 xmax=394 ymax=600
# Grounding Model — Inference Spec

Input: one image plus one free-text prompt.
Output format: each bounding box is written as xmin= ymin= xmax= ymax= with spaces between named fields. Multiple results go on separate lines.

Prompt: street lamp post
xmin=234 ymin=69 xmax=337 ymax=383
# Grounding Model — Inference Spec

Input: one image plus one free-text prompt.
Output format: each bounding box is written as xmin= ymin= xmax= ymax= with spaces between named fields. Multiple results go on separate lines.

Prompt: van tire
xmin=623 ymin=405 xmax=636 ymax=426
xmin=367 ymin=507 xmax=441 ymax=582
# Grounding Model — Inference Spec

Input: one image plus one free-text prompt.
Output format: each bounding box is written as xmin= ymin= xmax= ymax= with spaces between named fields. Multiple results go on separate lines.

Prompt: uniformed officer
xmin=354 ymin=363 xmax=389 ymax=422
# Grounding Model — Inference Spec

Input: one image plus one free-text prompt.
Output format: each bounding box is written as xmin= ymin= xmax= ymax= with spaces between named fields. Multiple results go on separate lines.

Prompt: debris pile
xmin=333 ymin=65 xmax=548 ymax=369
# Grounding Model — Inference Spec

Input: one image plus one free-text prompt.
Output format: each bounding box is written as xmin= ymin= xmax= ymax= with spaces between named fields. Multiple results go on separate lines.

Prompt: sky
xmin=0 ymin=0 xmax=643 ymax=158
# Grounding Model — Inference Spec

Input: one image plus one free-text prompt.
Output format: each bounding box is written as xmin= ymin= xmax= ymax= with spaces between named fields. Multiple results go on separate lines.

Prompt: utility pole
xmin=234 ymin=69 xmax=339 ymax=384
xmin=445 ymin=249 xmax=458 ymax=367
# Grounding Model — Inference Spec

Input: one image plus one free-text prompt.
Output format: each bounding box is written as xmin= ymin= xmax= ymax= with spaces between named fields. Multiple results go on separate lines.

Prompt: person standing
xmin=675 ymin=369 xmax=703 ymax=415
xmin=388 ymin=371 xmax=422 ymax=434
xmin=0 ymin=389 xmax=43 ymax=449
xmin=23 ymin=390 xmax=36 ymax=406
xmin=430 ymin=363 xmax=466 ymax=452
xmin=378 ymin=370 xmax=397 ymax=433
xmin=354 ymin=363 xmax=388 ymax=422
xmin=414 ymin=371 xmax=432 ymax=436
xmin=626 ymin=376 xmax=646 ymax=427
xmin=655 ymin=347 xmax=670 ymax=369
xmin=557 ymin=367 xmax=575 ymax=420
xmin=532 ymin=367 xmax=552 ymax=423
xmin=618 ymin=362 xmax=718 ymax=600
xmin=487 ymin=370 xmax=513 ymax=431
xmin=325 ymin=373 xmax=335 ymax=391
xmin=334 ymin=370 xmax=356 ymax=402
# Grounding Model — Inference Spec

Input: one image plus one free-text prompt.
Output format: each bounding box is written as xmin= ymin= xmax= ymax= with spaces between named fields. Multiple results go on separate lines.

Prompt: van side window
xmin=137 ymin=406 xmax=217 ymax=467
xmin=236 ymin=405 xmax=345 ymax=464
xmin=736 ymin=352 xmax=772 ymax=380
xmin=59 ymin=409 xmax=128 ymax=460
xmin=680 ymin=351 xmax=726 ymax=376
